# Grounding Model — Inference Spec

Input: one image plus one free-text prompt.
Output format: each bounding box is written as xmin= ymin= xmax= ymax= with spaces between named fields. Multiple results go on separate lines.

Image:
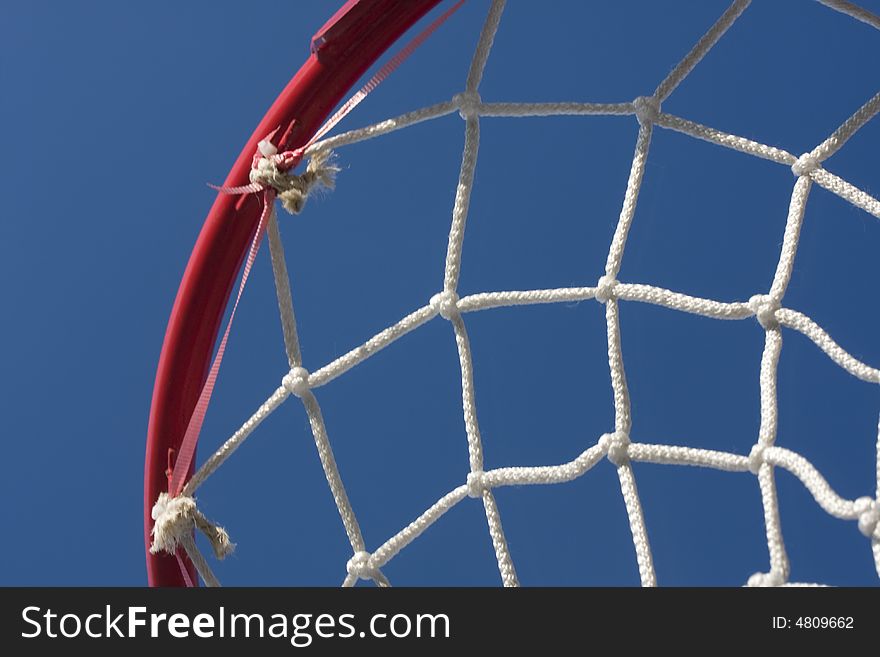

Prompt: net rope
xmin=153 ymin=0 xmax=880 ymax=587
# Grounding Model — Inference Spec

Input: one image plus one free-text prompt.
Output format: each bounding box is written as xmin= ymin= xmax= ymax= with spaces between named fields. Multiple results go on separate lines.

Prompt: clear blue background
xmin=1 ymin=0 xmax=878 ymax=586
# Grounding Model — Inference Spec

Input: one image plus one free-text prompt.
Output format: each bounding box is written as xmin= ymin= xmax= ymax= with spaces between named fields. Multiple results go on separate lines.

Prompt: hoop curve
xmin=144 ymin=0 xmax=443 ymax=587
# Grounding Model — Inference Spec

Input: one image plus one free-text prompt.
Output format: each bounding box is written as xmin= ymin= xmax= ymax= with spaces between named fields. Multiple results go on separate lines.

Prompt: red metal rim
xmin=144 ymin=0 xmax=444 ymax=587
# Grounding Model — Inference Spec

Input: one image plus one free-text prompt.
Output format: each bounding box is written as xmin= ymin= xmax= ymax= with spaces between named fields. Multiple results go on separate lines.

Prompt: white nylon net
xmin=155 ymin=0 xmax=880 ymax=587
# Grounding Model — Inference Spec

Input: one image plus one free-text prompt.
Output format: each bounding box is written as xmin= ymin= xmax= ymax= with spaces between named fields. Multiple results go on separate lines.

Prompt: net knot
xmin=282 ymin=366 xmax=311 ymax=398
xmin=346 ymin=551 xmax=378 ymax=581
xmin=595 ymin=275 xmax=619 ymax=304
xmin=747 ymin=571 xmax=785 ymax=587
xmin=600 ymin=431 xmax=631 ymax=466
xmin=249 ymin=149 xmax=339 ymax=214
xmin=791 ymin=153 xmax=820 ymax=177
xmin=747 ymin=294 xmax=780 ymax=330
xmin=747 ymin=443 xmax=767 ymax=475
xmin=633 ymin=95 xmax=661 ymax=126
xmin=430 ymin=290 xmax=460 ymax=320
xmin=854 ymin=497 xmax=880 ymax=539
xmin=453 ymin=90 xmax=482 ymax=120
xmin=150 ymin=492 xmax=235 ymax=560
xmin=466 ymin=470 xmax=486 ymax=498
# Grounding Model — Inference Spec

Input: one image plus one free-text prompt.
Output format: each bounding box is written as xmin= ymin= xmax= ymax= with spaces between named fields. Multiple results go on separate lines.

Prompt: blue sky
xmin=1 ymin=0 xmax=879 ymax=586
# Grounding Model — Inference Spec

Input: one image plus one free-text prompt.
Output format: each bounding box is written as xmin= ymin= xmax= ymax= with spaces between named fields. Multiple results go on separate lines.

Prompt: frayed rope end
xmin=150 ymin=492 xmax=235 ymax=560
xmin=247 ymin=149 xmax=339 ymax=215
xmin=278 ymin=150 xmax=339 ymax=214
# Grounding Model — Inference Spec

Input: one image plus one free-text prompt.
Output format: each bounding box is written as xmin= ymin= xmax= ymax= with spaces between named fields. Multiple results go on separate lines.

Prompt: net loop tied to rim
xmin=855 ymin=497 xmax=880 ymax=539
xmin=747 ymin=570 xmax=785 ymax=587
xmin=747 ymin=294 xmax=781 ymax=330
xmin=430 ymin=290 xmax=460 ymax=320
xmin=633 ymin=95 xmax=661 ymax=126
xmin=453 ymin=90 xmax=482 ymax=120
xmin=600 ymin=431 xmax=631 ymax=466
xmin=791 ymin=152 xmax=821 ymax=177
xmin=467 ymin=470 xmax=487 ymax=498
xmin=249 ymin=147 xmax=339 ymax=215
xmin=595 ymin=275 xmax=619 ymax=304
xmin=747 ymin=443 xmax=767 ymax=475
xmin=282 ymin=366 xmax=311 ymax=398
xmin=150 ymin=492 xmax=235 ymax=560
